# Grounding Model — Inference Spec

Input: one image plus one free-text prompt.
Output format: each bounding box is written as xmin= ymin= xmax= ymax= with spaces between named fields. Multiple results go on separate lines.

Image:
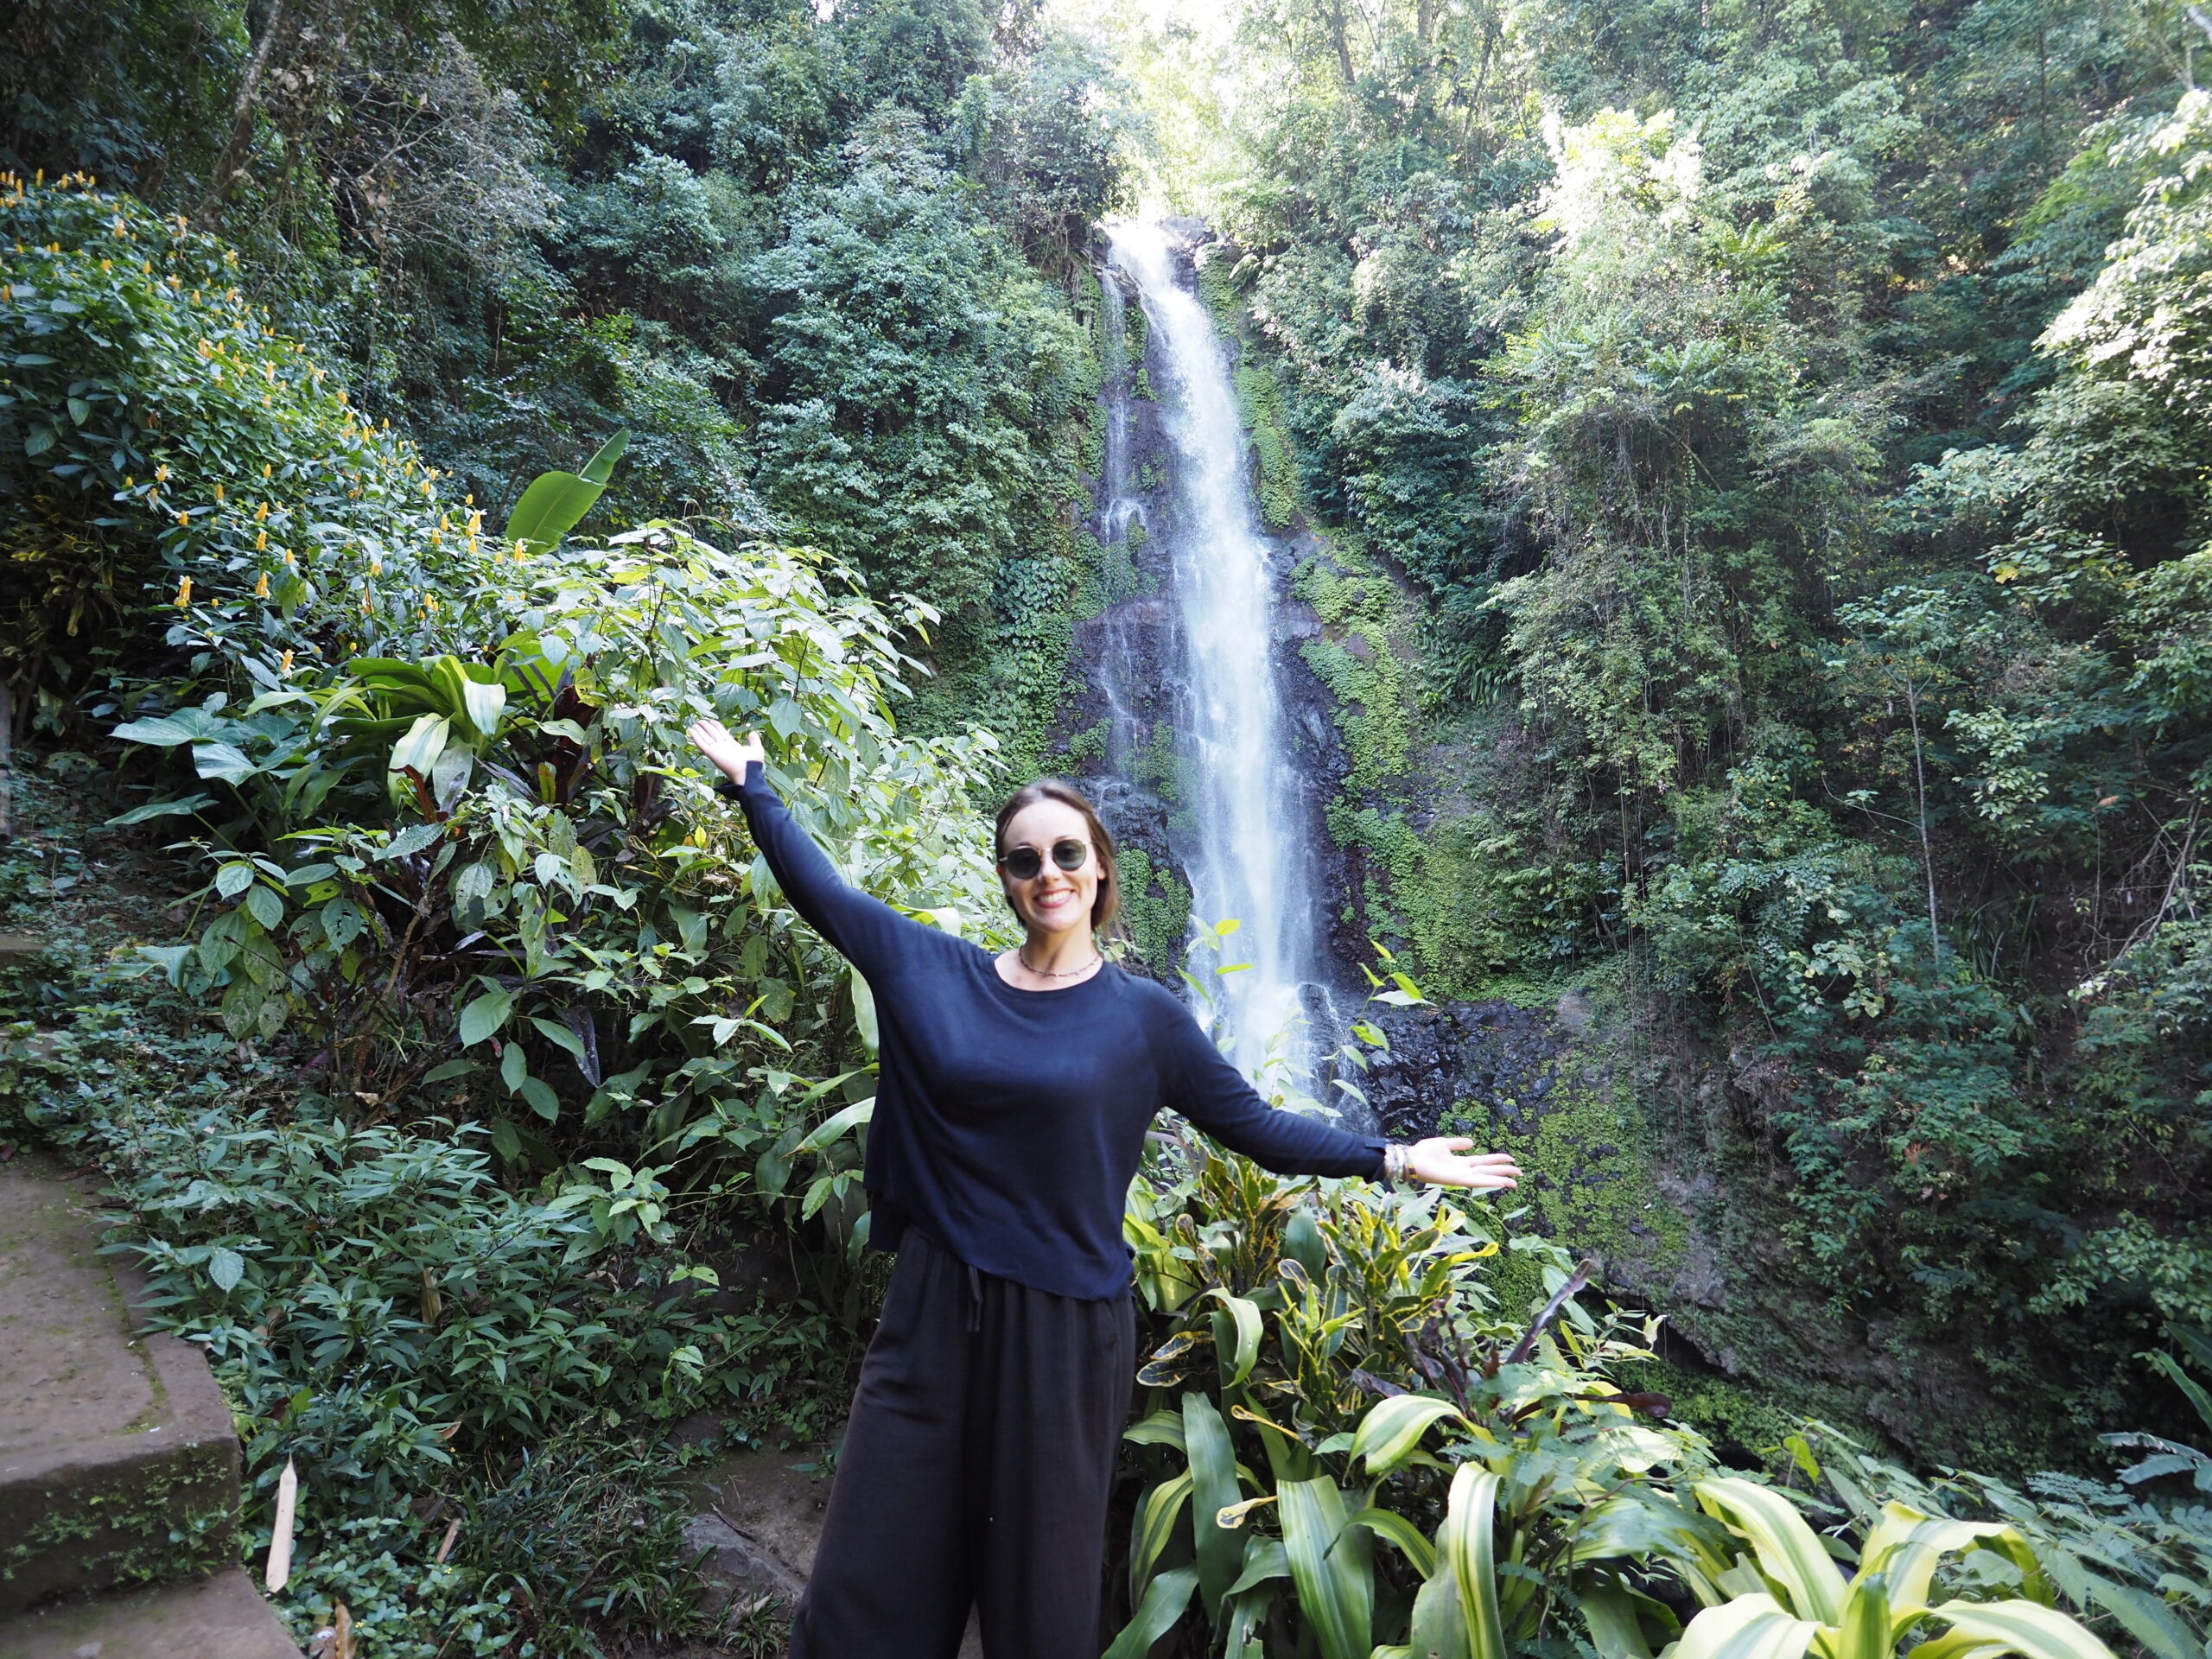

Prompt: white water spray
xmin=1108 ymin=222 xmax=1332 ymax=1077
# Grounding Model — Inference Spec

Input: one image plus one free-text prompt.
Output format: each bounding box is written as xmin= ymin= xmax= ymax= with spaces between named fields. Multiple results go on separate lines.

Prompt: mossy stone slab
xmin=0 ymin=1566 xmax=300 ymax=1656
xmin=0 ymin=1154 xmax=240 ymax=1616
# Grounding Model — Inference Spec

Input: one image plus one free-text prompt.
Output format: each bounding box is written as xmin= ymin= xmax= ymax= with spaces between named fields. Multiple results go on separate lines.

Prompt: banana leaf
xmin=504 ymin=429 xmax=630 ymax=558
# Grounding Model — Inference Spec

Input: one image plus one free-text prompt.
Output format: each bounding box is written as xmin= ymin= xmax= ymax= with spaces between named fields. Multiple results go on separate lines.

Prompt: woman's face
xmin=999 ymin=798 xmax=1100 ymax=939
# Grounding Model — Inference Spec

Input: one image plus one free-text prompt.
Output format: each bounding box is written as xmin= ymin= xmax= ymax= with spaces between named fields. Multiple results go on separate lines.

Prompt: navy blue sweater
xmin=735 ymin=763 xmax=1389 ymax=1300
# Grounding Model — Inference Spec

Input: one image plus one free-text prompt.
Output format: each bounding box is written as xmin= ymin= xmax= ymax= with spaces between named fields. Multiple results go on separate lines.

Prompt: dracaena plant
xmin=1656 ymin=1477 xmax=2118 ymax=1659
xmin=1110 ymin=961 xmax=1715 ymax=1658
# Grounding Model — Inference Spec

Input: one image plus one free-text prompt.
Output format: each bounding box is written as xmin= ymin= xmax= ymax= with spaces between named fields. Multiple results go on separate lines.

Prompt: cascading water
xmin=1107 ymin=221 xmax=1334 ymax=1077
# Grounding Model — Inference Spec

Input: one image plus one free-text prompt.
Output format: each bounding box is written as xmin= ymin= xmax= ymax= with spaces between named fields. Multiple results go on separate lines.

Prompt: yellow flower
xmin=155 ymin=463 xmax=169 ymax=482
xmin=256 ymin=501 xmax=268 ymax=522
xmin=370 ymin=557 xmax=382 ymax=575
xmin=175 ymin=576 xmax=191 ymax=607
xmin=360 ymin=591 xmax=372 ymax=616
xmin=279 ymin=650 xmax=293 ymax=674
xmin=261 ymin=462 xmax=272 ymax=480
xmin=213 ymin=483 xmax=224 ymax=504
xmin=255 ymin=529 xmax=267 ymax=550
xmin=254 ymin=571 xmax=270 ymax=598
xmin=282 ymin=548 xmax=295 ymax=567
xmin=174 ymin=511 xmax=188 ymax=525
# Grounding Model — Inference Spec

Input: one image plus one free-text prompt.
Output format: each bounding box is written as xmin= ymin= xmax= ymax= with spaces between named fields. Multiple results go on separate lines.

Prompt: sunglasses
xmin=998 ymin=837 xmax=1091 ymax=881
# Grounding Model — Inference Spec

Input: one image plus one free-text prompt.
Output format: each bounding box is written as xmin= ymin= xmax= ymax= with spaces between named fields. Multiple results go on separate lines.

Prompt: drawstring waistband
xmin=965 ymin=1261 xmax=983 ymax=1333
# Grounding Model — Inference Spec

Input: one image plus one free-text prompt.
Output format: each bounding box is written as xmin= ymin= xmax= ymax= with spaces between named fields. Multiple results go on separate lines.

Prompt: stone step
xmin=0 ymin=1567 xmax=302 ymax=1657
xmin=0 ymin=1154 xmax=251 ymax=1618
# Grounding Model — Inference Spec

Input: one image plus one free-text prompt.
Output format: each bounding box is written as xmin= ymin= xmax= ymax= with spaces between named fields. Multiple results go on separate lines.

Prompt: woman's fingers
xmin=1404 ymin=1139 xmax=1522 ymax=1190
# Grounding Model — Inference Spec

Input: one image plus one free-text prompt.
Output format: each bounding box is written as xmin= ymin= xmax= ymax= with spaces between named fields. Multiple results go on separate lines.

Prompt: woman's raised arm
xmin=688 ymin=719 xmax=918 ymax=980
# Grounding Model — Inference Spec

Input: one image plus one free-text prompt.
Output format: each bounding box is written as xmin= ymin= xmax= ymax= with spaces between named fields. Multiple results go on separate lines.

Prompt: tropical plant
xmin=1109 ymin=960 xmax=1713 ymax=1657
xmin=1663 ymin=1475 xmax=2119 ymax=1659
xmin=108 ymin=524 xmax=1010 ymax=1184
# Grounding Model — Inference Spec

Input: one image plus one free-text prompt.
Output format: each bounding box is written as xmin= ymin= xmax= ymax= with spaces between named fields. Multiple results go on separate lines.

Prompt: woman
xmin=687 ymin=719 xmax=1521 ymax=1659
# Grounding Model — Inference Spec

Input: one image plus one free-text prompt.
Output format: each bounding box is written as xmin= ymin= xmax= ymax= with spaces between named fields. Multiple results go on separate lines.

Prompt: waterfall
xmin=1106 ymin=222 xmax=1332 ymax=1078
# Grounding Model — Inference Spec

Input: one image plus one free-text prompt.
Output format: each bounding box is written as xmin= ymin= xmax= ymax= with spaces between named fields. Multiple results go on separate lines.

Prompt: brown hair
xmin=994 ymin=778 xmax=1122 ymax=934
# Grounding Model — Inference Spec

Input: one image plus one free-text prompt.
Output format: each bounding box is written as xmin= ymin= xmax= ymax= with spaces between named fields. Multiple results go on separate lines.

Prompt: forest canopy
xmin=3 ymin=0 xmax=2210 ymax=1652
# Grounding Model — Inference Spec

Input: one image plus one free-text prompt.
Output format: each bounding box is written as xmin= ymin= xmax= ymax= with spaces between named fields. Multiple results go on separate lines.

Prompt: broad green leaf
xmin=1696 ymin=1479 xmax=1850 ymax=1625
xmin=1445 ymin=1467 xmax=1508 ymax=1659
xmin=460 ymin=988 xmax=515 ymax=1046
xmin=1923 ymin=1600 xmax=2120 ymax=1659
xmin=501 ymin=429 xmax=626 ymax=556
xmin=1281 ymin=1477 xmax=1373 ymax=1659
xmin=388 ymin=712 xmax=449 ymax=779
xmin=106 ymin=792 xmax=215 ymax=825
xmin=135 ymin=944 xmax=194 ymax=986
xmin=1123 ymin=1408 xmax=1186 ymax=1452
xmin=207 ymin=1247 xmax=245 ymax=1292
xmin=1226 ymin=1536 xmax=1288 ymax=1596
xmin=577 ymin=427 xmax=629 ymax=485
xmin=1675 ymin=1596 xmax=1823 ymax=1659
xmin=1856 ymin=1504 xmax=2022 ymax=1618
xmin=1205 ymin=1287 xmax=1263 ymax=1389
xmin=1185 ymin=1392 xmax=1243 ymax=1622
xmin=243 ymin=882 xmax=284 ymax=931
xmin=531 ymin=1015 xmax=587 ymax=1058
xmin=519 ymin=1075 xmax=558 ymax=1122
xmin=193 ymin=741 xmax=259 ymax=784
xmin=457 ymin=674 xmax=505 ymax=742
xmin=1130 ymin=1472 xmax=1193 ymax=1605
xmin=1581 ymin=1584 xmax=1661 ymax=1659
xmin=2075 ymin=1574 xmax=2203 ymax=1659
xmin=109 ymin=716 xmax=206 ymax=748
xmin=851 ymin=968 xmax=879 ymax=1052
xmin=1836 ymin=1573 xmax=1892 ymax=1659
xmin=1409 ymin=1558 xmax=1470 ymax=1659
xmin=1349 ymin=1505 xmax=1436 ymax=1579
xmin=1351 ymin=1395 xmax=1465 ymax=1478
xmin=1103 ymin=1565 xmax=1198 ymax=1659
xmin=215 ymin=860 xmax=257 ymax=899
xmin=794 ymin=1098 xmax=874 ymax=1155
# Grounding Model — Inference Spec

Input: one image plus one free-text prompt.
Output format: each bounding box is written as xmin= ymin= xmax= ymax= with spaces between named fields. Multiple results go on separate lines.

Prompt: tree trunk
xmin=197 ymin=0 xmax=290 ymax=226
xmin=1905 ymin=683 xmax=1942 ymax=969
xmin=1314 ymin=0 xmax=1357 ymax=87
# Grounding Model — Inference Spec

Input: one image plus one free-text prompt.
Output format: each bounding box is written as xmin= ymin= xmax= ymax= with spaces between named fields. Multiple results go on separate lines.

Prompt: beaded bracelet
xmin=1382 ymin=1144 xmax=1411 ymax=1186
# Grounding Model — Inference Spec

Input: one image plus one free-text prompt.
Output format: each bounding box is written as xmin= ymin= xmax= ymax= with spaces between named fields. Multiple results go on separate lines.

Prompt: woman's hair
xmin=994 ymin=778 xmax=1122 ymax=934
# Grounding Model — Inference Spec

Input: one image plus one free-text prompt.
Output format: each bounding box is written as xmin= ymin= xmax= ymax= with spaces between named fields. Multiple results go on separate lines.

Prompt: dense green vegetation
xmin=3 ymin=0 xmax=2210 ymax=1652
xmin=1081 ymin=0 xmax=2212 ymax=1476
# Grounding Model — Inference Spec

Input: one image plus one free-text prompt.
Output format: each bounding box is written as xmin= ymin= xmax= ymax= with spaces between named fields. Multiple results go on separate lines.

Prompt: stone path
xmin=0 ymin=1153 xmax=301 ymax=1655
xmin=684 ymin=1446 xmax=983 ymax=1656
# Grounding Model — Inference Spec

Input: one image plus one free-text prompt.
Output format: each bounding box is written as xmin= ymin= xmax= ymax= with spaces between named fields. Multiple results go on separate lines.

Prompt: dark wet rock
xmin=1358 ymin=998 xmax=1573 ymax=1142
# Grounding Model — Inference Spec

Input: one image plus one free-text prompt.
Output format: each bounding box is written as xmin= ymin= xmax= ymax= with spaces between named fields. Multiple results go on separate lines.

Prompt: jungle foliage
xmin=3 ymin=0 xmax=1134 ymax=764
xmin=1102 ymin=0 xmax=2212 ymax=1475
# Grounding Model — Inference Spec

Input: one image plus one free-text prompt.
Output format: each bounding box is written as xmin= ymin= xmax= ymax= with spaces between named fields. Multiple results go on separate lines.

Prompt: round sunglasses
xmin=998 ymin=837 xmax=1091 ymax=881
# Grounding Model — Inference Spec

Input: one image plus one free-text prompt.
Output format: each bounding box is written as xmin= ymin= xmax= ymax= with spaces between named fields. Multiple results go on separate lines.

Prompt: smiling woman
xmin=684 ymin=716 xmax=1520 ymax=1658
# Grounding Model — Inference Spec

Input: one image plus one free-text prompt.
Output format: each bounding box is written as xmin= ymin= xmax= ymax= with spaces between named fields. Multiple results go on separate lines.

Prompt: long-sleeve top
xmin=734 ymin=762 xmax=1388 ymax=1300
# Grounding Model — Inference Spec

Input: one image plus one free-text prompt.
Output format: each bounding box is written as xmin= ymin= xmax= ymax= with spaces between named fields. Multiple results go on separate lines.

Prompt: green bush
xmin=0 ymin=175 xmax=478 ymax=721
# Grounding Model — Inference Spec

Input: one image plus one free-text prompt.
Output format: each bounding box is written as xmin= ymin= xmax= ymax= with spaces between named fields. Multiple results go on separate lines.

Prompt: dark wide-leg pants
xmin=790 ymin=1229 xmax=1137 ymax=1659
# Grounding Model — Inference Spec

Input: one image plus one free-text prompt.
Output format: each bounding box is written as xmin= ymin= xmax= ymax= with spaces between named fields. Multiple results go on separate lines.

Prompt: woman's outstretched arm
xmin=1159 ymin=999 xmax=1522 ymax=1191
xmin=689 ymin=719 xmax=919 ymax=980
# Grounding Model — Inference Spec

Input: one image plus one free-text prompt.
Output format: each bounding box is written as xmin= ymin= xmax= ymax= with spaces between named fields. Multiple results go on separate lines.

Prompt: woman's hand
xmin=1404 ymin=1138 xmax=1521 ymax=1191
xmin=687 ymin=717 xmax=764 ymax=784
